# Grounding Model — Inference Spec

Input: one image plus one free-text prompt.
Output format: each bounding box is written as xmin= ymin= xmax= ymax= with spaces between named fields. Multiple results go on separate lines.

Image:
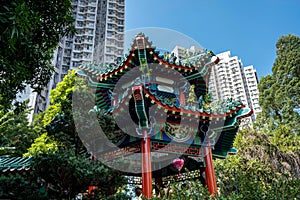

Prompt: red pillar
xmin=141 ymin=130 xmax=152 ymax=198
xmin=179 ymin=91 xmax=186 ymax=105
xmin=204 ymin=142 xmax=217 ymax=196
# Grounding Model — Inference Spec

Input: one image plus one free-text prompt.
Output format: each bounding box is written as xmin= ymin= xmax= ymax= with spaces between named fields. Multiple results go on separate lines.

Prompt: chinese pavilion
xmin=75 ymin=33 xmax=252 ymax=197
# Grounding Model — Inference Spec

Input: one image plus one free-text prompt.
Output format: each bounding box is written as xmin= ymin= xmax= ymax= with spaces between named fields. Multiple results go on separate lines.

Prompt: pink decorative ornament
xmin=172 ymin=158 xmax=184 ymax=177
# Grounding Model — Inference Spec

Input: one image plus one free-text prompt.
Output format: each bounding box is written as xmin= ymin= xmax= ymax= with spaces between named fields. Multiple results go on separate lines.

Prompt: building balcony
xmin=62 ymin=62 xmax=70 ymax=67
xmin=75 ymin=24 xmax=84 ymax=29
xmin=81 ymin=57 xmax=92 ymax=61
xmin=84 ymin=32 xmax=94 ymax=37
xmin=72 ymin=56 xmax=82 ymax=60
xmin=63 ymin=53 xmax=71 ymax=57
xmin=72 ymin=48 xmax=82 ymax=53
xmin=105 ymin=51 xmax=116 ymax=56
xmin=115 ymin=1 xmax=125 ymax=6
xmin=83 ymin=40 xmax=94 ymax=44
xmin=88 ymin=2 xmax=97 ymax=7
xmin=82 ymin=48 xmax=93 ymax=53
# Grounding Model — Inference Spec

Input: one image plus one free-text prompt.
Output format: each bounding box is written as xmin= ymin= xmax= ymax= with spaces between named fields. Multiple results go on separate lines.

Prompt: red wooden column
xmin=141 ymin=130 xmax=152 ymax=198
xmin=204 ymin=142 xmax=217 ymax=196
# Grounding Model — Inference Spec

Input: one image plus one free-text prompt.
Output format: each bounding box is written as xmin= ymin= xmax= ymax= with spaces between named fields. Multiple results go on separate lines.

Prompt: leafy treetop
xmin=0 ymin=0 xmax=75 ymax=109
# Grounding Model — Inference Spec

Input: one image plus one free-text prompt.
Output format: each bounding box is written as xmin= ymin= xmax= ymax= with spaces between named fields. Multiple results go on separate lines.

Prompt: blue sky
xmin=125 ymin=0 xmax=300 ymax=79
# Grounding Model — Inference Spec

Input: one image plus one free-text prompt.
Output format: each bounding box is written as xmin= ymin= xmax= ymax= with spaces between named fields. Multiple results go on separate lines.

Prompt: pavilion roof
xmin=75 ymin=33 xmax=235 ymax=117
xmin=77 ymin=33 xmax=219 ymax=82
xmin=0 ymin=157 xmax=31 ymax=174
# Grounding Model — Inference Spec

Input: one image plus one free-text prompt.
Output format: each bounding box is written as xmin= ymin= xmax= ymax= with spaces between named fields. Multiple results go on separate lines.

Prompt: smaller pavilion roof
xmin=0 ymin=157 xmax=31 ymax=174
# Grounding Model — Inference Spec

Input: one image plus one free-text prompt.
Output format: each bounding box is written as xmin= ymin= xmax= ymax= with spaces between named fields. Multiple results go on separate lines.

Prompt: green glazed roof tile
xmin=0 ymin=157 xmax=31 ymax=174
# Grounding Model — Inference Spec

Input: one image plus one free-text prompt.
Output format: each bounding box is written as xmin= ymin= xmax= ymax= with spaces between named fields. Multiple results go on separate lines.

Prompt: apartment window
xmin=89 ymin=1 xmax=96 ymax=6
xmin=88 ymin=36 xmax=93 ymax=42
xmin=117 ymin=42 xmax=123 ymax=47
xmin=77 ymin=22 xmax=83 ymax=27
xmin=65 ymin=42 xmax=71 ymax=48
xmin=86 ymin=45 xmax=92 ymax=50
xmin=73 ymin=62 xmax=79 ymax=68
xmin=117 ymin=20 xmax=124 ymax=25
xmin=73 ymin=53 xmax=80 ymax=58
xmin=88 ymin=14 xmax=95 ymax=20
xmin=106 ymin=56 xmax=111 ymax=61
xmin=118 ymin=27 xmax=123 ymax=32
xmin=117 ymin=34 xmax=123 ymax=40
xmin=63 ymin=57 xmax=70 ymax=63
xmin=107 ymin=39 xmax=114 ymax=45
xmin=74 ymin=45 xmax=81 ymax=50
xmin=83 ymin=53 xmax=91 ymax=59
xmin=77 ymin=15 xmax=84 ymax=20
xmin=107 ymin=31 xmax=113 ymax=37
xmin=62 ymin=65 xmax=69 ymax=72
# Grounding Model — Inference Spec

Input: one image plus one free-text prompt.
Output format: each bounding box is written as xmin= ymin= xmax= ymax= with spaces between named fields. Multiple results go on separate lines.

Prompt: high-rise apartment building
xmin=209 ymin=51 xmax=261 ymax=123
xmin=31 ymin=0 xmax=125 ymax=115
xmin=93 ymin=0 xmax=125 ymax=65
xmin=172 ymin=47 xmax=261 ymax=125
xmin=61 ymin=0 xmax=125 ymax=75
xmin=209 ymin=51 xmax=247 ymax=102
xmin=243 ymin=65 xmax=261 ymax=120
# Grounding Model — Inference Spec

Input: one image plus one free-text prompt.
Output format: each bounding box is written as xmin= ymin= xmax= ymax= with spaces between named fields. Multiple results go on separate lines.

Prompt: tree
xmin=258 ymin=34 xmax=300 ymax=133
xmin=23 ymin=133 xmax=58 ymax=157
xmin=31 ymin=149 xmax=127 ymax=199
xmin=44 ymin=70 xmax=89 ymax=155
xmin=26 ymin=70 xmax=128 ymax=198
xmin=43 ymin=70 xmax=77 ymax=125
xmin=0 ymin=173 xmax=44 ymax=199
xmin=0 ymin=0 xmax=75 ymax=109
xmin=0 ymin=100 xmax=38 ymax=156
xmin=214 ymin=129 xmax=300 ymax=199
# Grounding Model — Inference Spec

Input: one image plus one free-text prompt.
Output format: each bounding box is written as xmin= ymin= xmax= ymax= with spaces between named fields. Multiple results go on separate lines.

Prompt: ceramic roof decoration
xmin=74 ymin=33 xmax=253 ymax=179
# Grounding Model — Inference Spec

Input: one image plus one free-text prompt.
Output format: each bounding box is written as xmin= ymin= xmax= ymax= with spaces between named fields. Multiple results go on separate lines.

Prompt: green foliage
xmin=44 ymin=70 xmax=93 ymax=155
xmin=269 ymin=124 xmax=300 ymax=154
xmin=258 ymin=34 xmax=300 ymax=133
xmin=214 ymin=129 xmax=300 ymax=199
xmin=23 ymin=133 xmax=58 ymax=157
xmin=0 ymin=101 xmax=38 ymax=156
xmin=101 ymin=193 xmax=132 ymax=200
xmin=0 ymin=173 xmax=43 ymax=199
xmin=246 ymin=35 xmax=300 ymax=199
xmin=0 ymin=0 xmax=75 ymax=109
xmin=150 ymin=180 xmax=211 ymax=200
xmin=43 ymin=70 xmax=76 ymax=126
xmin=246 ymin=34 xmax=300 ymax=199
xmin=31 ymin=149 xmax=127 ymax=199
